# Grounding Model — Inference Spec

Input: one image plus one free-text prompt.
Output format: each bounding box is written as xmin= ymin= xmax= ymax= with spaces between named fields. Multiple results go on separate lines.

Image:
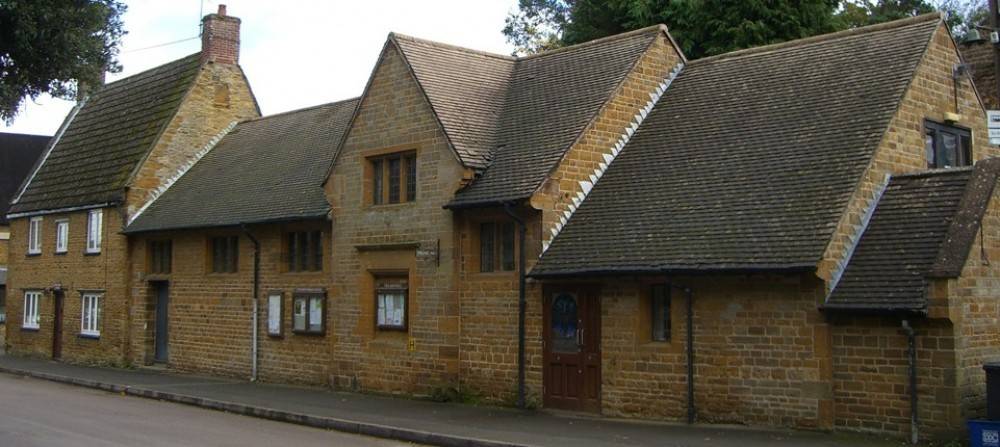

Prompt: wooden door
xmin=154 ymin=282 xmax=169 ymax=363
xmin=52 ymin=291 xmax=63 ymax=359
xmin=543 ymin=286 xmax=601 ymax=412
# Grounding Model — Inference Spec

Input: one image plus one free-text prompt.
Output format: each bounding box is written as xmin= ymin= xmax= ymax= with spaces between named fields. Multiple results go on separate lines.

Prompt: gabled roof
xmin=125 ymin=98 xmax=359 ymax=233
xmin=384 ymin=26 xmax=670 ymax=207
xmin=531 ymin=14 xmax=942 ymax=277
xmin=8 ymin=53 xmax=203 ymax=216
xmin=0 ymin=133 xmax=48 ymax=225
xmin=824 ymin=159 xmax=1000 ymax=312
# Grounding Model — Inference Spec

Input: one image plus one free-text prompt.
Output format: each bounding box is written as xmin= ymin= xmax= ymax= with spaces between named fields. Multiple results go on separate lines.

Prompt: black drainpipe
xmin=240 ymin=224 xmax=261 ymax=382
xmin=902 ymin=319 xmax=919 ymax=445
xmin=504 ymin=202 xmax=528 ymax=409
xmin=679 ymin=284 xmax=695 ymax=424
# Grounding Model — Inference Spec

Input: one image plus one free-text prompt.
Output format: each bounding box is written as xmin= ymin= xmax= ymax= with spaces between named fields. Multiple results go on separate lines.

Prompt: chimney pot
xmin=201 ymin=4 xmax=240 ymax=65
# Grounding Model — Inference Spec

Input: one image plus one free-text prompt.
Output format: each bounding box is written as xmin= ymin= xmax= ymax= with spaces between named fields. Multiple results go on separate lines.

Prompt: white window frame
xmin=27 ymin=216 xmax=42 ymax=254
xmin=86 ymin=209 xmax=103 ymax=254
xmin=23 ymin=291 xmax=40 ymax=329
xmin=80 ymin=293 xmax=101 ymax=337
xmin=55 ymin=219 xmax=69 ymax=253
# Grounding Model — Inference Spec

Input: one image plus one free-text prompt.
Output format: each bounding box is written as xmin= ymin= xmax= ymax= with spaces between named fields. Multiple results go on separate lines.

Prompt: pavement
xmin=0 ymin=373 xmax=412 ymax=447
xmin=0 ymin=355 xmax=910 ymax=447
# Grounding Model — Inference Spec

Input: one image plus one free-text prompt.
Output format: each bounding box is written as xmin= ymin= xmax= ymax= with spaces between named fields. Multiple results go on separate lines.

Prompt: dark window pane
xmin=312 ymin=231 xmax=323 ymax=271
xmin=961 ymin=134 xmax=972 ymax=166
xmin=230 ymin=236 xmax=239 ymax=272
xmin=405 ymin=154 xmax=416 ymax=202
xmin=925 ymin=129 xmax=936 ymax=168
xmin=480 ymin=223 xmax=495 ymax=272
xmin=287 ymin=233 xmax=297 ymax=271
xmin=501 ymin=222 xmax=515 ymax=271
xmin=551 ymin=293 xmax=579 ymax=353
xmin=298 ymin=231 xmax=308 ymax=271
xmin=388 ymin=156 xmax=401 ymax=203
xmin=651 ymin=285 xmax=670 ymax=341
xmin=372 ymin=159 xmax=383 ymax=205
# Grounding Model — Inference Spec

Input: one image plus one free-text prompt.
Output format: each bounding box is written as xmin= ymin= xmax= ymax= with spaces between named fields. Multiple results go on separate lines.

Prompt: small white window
xmin=23 ymin=291 xmax=40 ymax=329
xmin=27 ymin=217 xmax=42 ymax=254
xmin=55 ymin=219 xmax=69 ymax=253
xmin=86 ymin=209 xmax=103 ymax=253
xmin=81 ymin=293 xmax=101 ymax=337
xmin=267 ymin=292 xmax=283 ymax=336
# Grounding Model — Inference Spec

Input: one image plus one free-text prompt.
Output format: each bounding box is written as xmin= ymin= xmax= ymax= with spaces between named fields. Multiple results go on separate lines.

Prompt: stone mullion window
xmin=286 ymin=230 xmax=322 ymax=272
xmin=149 ymin=240 xmax=172 ymax=274
xmin=210 ymin=236 xmax=239 ymax=273
xmin=369 ymin=151 xmax=416 ymax=205
xmin=479 ymin=222 xmax=516 ymax=272
xmin=650 ymin=284 xmax=671 ymax=342
xmin=925 ymin=120 xmax=972 ymax=169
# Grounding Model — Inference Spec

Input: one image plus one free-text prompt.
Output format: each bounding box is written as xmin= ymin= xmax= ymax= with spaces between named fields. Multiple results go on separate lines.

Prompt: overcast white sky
xmin=1 ymin=0 xmax=517 ymax=136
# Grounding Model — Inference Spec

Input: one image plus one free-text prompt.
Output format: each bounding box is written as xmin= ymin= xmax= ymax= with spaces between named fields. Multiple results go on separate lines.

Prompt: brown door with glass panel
xmin=543 ymin=286 xmax=601 ymax=412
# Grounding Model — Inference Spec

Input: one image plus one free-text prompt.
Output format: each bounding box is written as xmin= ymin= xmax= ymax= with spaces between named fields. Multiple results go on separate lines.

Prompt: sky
xmin=1 ymin=0 xmax=518 ymax=136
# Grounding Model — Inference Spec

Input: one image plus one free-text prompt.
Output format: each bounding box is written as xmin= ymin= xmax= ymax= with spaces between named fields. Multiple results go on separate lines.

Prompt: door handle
xmin=577 ymin=328 xmax=584 ymax=348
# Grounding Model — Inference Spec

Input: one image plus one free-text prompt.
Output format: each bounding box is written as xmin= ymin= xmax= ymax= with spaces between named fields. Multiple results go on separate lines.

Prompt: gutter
xmin=503 ymin=202 xmax=528 ymax=409
xmin=240 ymin=224 xmax=261 ymax=382
xmin=527 ymin=264 xmax=816 ymax=280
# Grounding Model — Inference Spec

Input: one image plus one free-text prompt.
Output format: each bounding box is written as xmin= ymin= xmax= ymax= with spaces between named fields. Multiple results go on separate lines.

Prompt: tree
xmin=503 ymin=0 xmax=985 ymax=58
xmin=0 ymin=0 xmax=127 ymax=123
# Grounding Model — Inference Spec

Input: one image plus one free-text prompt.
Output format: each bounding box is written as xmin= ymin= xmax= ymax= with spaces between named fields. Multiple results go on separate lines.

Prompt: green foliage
xmin=0 ymin=0 xmax=127 ymax=123
xmin=502 ymin=0 xmax=987 ymax=58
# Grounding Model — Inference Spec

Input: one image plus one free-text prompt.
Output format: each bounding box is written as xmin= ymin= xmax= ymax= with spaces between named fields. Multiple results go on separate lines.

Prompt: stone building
xmin=4 ymin=5 xmax=259 ymax=364
xmin=4 ymin=9 xmax=1000 ymax=441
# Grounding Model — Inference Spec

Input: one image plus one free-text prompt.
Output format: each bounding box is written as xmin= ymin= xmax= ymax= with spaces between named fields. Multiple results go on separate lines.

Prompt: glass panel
xmin=941 ymin=132 xmax=958 ymax=168
xmin=268 ymin=294 xmax=281 ymax=335
xmin=372 ymin=159 xmax=383 ymax=205
xmin=312 ymin=231 xmax=322 ymax=271
xmin=405 ymin=154 xmax=416 ymax=202
xmin=293 ymin=298 xmax=307 ymax=331
xmin=480 ymin=223 xmax=495 ymax=272
xmin=551 ymin=292 xmax=579 ymax=353
xmin=925 ymin=129 xmax=935 ymax=168
xmin=287 ymin=233 xmax=297 ymax=271
xmin=388 ymin=156 xmax=401 ymax=203
xmin=961 ymin=134 xmax=972 ymax=166
xmin=651 ymin=285 xmax=670 ymax=341
xmin=308 ymin=297 xmax=323 ymax=332
xmin=501 ymin=223 xmax=515 ymax=271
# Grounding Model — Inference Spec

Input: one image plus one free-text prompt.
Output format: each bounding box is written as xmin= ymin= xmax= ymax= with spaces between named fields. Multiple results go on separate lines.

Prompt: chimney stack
xmin=201 ymin=4 xmax=241 ymax=65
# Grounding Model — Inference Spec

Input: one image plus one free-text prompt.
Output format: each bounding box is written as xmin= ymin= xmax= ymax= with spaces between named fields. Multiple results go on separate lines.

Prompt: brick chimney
xmin=201 ymin=4 xmax=240 ymax=65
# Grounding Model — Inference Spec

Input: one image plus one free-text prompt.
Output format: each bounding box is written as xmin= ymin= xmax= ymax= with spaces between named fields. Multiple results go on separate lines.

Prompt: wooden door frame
xmin=542 ymin=283 xmax=602 ymax=412
xmin=152 ymin=281 xmax=170 ymax=363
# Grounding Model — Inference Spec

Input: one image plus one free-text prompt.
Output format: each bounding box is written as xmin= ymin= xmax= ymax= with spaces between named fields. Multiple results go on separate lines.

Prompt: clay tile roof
xmin=0 ymin=133 xmax=48 ymax=225
xmin=125 ymin=97 xmax=360 ymax=233
xmin=824 ymin=159 xmax=1000 ymax=312
xmin=391 ymin=26 xmax=665 ymax=206
xmin=8 ymin=53 xmax=203 ymax=216
xmin=530 ymin=14 xmax=942 ymax=277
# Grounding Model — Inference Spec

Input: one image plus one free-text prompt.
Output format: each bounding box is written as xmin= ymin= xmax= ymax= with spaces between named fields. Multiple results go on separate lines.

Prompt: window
xmin=651 ymin=284 xmax=671 ymax=342
xmin=210 ymin=236 xmax=239 ymax=273
xmin=370 ymin=152 xmax=416 ymax=205
xmin=27 ymin=216 xmax=42 ymax=254
xmin=376 ymin=276 xmax=408 ymax=330
xmin=925 ymin=120 xmax=972 ymax=169
xmin=267 ymin=292 xmax=283 ymax=336
xmin=23 ymin=291 xmax=40 ymax=329
xmin=0 ymin=286 xmax=6 ymax=323
xmin=286 ymin=230 xmax=322 ymax=272
xmin=55 ymin=219 xmax=68 ymax=253
xmin=480 ymin=222 xmax=516 ymax=272
xmin=292 ymin=292 xmax=324 ymax=334
xmin=149 ymin=240 xmax=172 ymax=274
xmin=86 ymin=209 xmax=103 ymax=253
xmin=80 ymin=293 xmax=101 ymax=337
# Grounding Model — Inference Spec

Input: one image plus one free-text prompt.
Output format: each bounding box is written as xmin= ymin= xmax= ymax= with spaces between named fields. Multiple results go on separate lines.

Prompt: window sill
xmin=267 ymin=333 xmax=284 ymax=339
xmin=78 ymin=333 xmax=100 ymax=340
xmin=54 ymin=251 xmax=67 ymax=256
xmin=281 ymin=270 xmax=325 ymax=276
xmin=377 ymin=325 xmax=408 ymax=332
xmin=474 ymin=270 xmax=518 ymax=277
xmin=84 ymin=251 xmax=102 ymax=256
xmin=366 ymin=201 xmax=416 ymax=210
xmin=21 ymin=326 xmax=39 ymax=332
xmin=25 ymin=252 xmax=41 ymax=257
xmin=292 ymin=329 xmax=325 ymax=337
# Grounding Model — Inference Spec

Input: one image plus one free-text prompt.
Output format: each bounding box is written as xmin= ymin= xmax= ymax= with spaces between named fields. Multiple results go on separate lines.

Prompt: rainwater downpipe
xmin=503 ymin=202 xmax=528 ymax=409
xmin=241 ymin=224 xmax=260 ymax=382
xmin=902 ymin=319 xmax=919 ymax=445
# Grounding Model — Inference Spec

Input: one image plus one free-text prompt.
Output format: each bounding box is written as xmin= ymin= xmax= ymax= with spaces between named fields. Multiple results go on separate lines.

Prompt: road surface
xmin=0 ymin=373 xmax=416 ymax=447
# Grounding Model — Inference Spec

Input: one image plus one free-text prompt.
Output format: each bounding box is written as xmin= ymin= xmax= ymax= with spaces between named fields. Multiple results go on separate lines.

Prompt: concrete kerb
xmin=0 ymin=365 xmax=530 ymax=447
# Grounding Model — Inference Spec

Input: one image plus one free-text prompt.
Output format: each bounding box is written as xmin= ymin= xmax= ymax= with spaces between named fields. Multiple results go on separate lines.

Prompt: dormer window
xmin=925 ymin=120 xmax=971 ymax=169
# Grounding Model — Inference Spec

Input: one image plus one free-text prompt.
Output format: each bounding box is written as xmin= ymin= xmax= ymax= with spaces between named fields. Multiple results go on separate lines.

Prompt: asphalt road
xmin=0 ymin=374 xmax=417 ymax=447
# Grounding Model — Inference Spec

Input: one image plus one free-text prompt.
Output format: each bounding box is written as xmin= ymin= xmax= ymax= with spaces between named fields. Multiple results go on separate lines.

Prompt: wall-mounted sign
xmin=988 ymin=111 xmax=1000 ymax=145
